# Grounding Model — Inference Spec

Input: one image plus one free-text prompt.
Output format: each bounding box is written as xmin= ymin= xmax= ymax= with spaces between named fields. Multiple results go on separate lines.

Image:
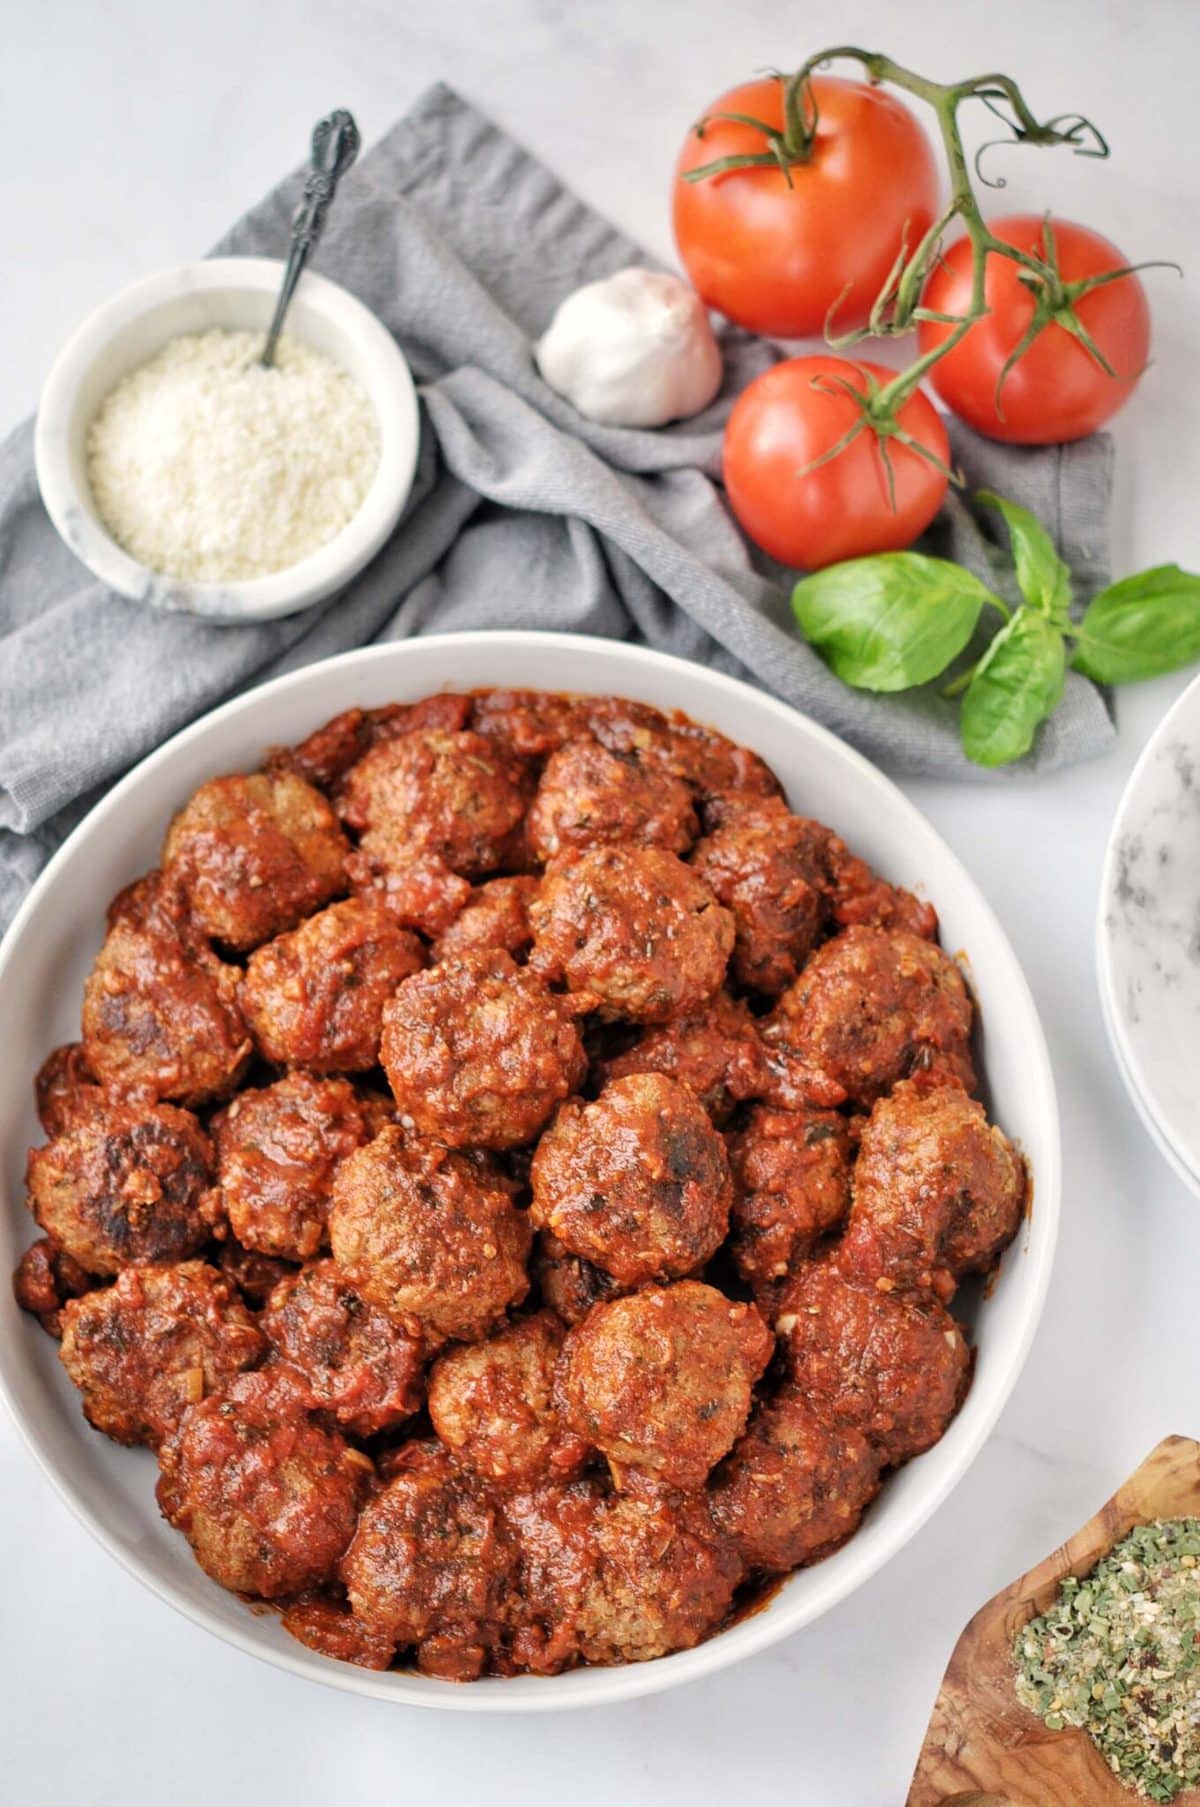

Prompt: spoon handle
xmin=260 ymin=108 xmax=361 ymax=367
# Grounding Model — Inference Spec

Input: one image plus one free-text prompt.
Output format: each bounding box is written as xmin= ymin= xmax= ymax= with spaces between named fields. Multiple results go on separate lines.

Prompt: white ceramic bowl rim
xmin=0 ymin=632 xmax=1061 ymax=1712
xmin=33 ymin=257 xmax=420 ymax=622
xmin=1096 ymin=671 xmax=1200 ymax=1196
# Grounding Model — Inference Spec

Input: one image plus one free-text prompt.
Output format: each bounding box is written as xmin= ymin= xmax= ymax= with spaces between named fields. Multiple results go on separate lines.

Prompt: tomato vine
xmin=685 ymin=48 xmax=1174 ymax=475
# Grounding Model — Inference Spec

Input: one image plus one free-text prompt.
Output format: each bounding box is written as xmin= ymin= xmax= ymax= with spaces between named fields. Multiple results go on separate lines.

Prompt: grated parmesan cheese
xmin=86 ymin=327 xmax=380 ymax=584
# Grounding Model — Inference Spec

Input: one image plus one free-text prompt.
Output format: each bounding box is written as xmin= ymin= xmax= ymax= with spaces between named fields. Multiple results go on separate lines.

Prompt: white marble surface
xmin=3 ymin=2 xmax=1199 ymax=1802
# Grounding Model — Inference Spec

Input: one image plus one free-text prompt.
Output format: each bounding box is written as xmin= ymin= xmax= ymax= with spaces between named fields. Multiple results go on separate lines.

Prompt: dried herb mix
xmin=1015 ymin=1518 xmax=1200 ymax=1801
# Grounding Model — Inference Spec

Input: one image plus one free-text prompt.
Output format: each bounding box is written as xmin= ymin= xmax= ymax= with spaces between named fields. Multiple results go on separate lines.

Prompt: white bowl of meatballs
xmin=0 ymin=632 xmax=1059 ymax=1711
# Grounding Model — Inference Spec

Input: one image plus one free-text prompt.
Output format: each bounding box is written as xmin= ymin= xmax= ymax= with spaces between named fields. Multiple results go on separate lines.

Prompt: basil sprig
xmin=792 ymin=491 xmax=1200 ymax=767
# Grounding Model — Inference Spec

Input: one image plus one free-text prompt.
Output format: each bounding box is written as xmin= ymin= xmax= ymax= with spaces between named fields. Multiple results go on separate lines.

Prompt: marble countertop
xmin=3 ymin=2 xmax=1199 ymax=1802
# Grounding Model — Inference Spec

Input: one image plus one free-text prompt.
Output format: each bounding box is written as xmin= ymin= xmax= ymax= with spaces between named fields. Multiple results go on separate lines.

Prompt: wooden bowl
xmin=908 ymin=1434 xmax=1200 ymax=1807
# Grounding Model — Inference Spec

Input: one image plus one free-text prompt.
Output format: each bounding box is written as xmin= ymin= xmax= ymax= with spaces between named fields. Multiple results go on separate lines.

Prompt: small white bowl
xmin=34 ymin=258 xmax=421 ymax=624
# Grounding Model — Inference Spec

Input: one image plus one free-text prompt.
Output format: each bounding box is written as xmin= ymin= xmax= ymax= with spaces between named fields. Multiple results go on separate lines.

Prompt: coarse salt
xmin=86 ymin=327 xmax=380 ymax=584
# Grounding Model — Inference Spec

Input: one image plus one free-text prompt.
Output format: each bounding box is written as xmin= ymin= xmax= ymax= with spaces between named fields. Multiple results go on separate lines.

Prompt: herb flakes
xmin=1014 ymin=1518 xmax=1200 ymax=1802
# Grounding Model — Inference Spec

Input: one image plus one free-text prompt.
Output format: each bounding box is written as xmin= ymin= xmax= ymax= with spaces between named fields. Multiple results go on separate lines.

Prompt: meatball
xmin=280 ymin=1592 xmax=396 ymax=1670
xmin=35 ymin=1043 xmax=111 ymax=1137
xmin=690 ymin=795 xmax=831 ymax=995
xmin=81 ymin=873 xmax=251 ymax=1107
xmin=531 ymin=1231 xmax=620 ymax=1328
xmin=26 ymin=1101 xmax=219 ymax=1277
xmin=727 ymin=1103 xmax=853 ymax=1299
xmin=709 ymin=1386 xmax=882 ymax=1574
xmin=586 ymin=698 xmax=782 ymax=803
xmin=163 ymin=769 xmax=349 ymax=951
xmin=272 ymin=693 xmax=474 ymax=792
xmin=337 ymin=728 xmax=530 ymax=879
xmin=432 ymin=876 xmax=539 ymax=964
xmin=12 ymin=1237 xmax=96 ymax=1336
xmin=556 ymin=1281 xmax=772 ymax=1490
xmin=825 ymin=834 xmax=938 ymax=940
xmin=260 ymin=1260 xmax=425 ymax=1438
xmin=776 ymin=1259 xmax=971 ymax=1466
xmin=526 ymin=740 xmax=697 ymax=863
xmin=594 ymin=991 xmax=766 ymax=1123
xmin=505 ymin=1480 xmax=741 ymax=1672
xmin=329 ymin=1126 xmax=530 ymax=1341
xmin=529 ymin=845 xmax=734 ymax=1024
xmin=239 ymin=897 xmax=424 ymax=1074
xmin=339 ymin=1442 xmax=515 ymax=1680
xmin=157 ymin=1365 xmax=371 ymax=1598
xmin=428 ymin=1311 xmax=587 ymax=1488
xmin=214 ymin=1073 xmax=374 ymax=1262
xmin=838 ymin=1077 xmax=1025 ymax=1299
xmin=380 ymin=951 xmax=585 ymax=1151
xmin=762 ymin=926 xmax=975 ymax=1109
xmin=530 ymin=1074 xmax=732 ymax=1286
xmin=470 ymin=689 xmax=593 ymax=759
xmin=59 ymin=1261 xmax=264 ymax=1447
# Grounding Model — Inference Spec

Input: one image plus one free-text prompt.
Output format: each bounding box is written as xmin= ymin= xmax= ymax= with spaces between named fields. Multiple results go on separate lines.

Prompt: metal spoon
xmin=259 ymin=108 xmax=361 ymax=368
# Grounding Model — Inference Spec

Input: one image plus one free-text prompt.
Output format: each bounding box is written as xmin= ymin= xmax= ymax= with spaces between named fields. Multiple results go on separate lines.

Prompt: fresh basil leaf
xmin=1071 ymin=565 xmax=1200 ymax=684
xmin=977 ymin=489 xmax=1072 ymax=619
xmin=791 ymin=553 xmax=997 ymax=693
xmin=960 ymin=610 xmax=1066 ymax=767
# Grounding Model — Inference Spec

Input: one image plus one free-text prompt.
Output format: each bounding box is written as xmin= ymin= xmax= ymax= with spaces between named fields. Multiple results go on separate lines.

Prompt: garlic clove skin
xmin=535 ymin=268 xmax=724 ymax=429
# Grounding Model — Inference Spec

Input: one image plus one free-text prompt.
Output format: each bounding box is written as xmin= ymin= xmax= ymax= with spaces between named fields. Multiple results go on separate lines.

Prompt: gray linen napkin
xmin=0 ymin=83 xmax=1116 ymax=933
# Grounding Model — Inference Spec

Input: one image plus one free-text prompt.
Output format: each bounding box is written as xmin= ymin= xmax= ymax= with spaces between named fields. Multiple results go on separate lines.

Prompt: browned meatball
xmin=557 ymin=1281 xmax=772 ymax=1490
xmin=594 ymin=991 xmax=766 ymax=1123
xmin=838 ymin=1077 xmax=1025 ymax=1299
xmin=81 ymin=872 xmax=251 ymax=1107
xmin=157 ymin=1365 xmax=371 ymax=1598
xmin=163 ymin=769 xmax=348 ymax=951
xmin=505 ymin=1480 xmax=741 ymax=1672
xmin=12 ymin=1237 xmax=97 ymax=1336
xmin=586 ymin=698 xmax=782 ymax=803
xmin=214 ymin=1073 xmax=373 ymax=1262
xmin=762 ymin=926 xmax=975 ymax=1109
xmin=709 ymin=1386 xmax=882 ymax=1574
xmin=432 ymin=876 xmax=540 ymax=964
xmin=339 ymin=1441 xmax=516 ymax=1679
xmin=35 ymin=1044 xmax=112 ymax=1137
xmin=727 ymin=1103 xmax=853 ymax=1300
xmin=27 ymin=1101 xmax=219 ymax=1277
xmin=59 ymin=1261 xmax=264 ymax=1447
xmin=240 ymin=897 xmax=423 ymax=1074
xmin=776 ymin=1259 xmax=971 ymax=1466
xmin=280 ymin=1592 xmax=397 ymax=1670
xmin=428 ymin=1311 xmax=587 ymax=1488
xmin=531 ymin=1074 xmax=732 ymax=1287
xmin=380 ymin=951 xmax=585 ymax=1152
xmin=260 ymin=1260 xmax=425 ymax=1438
xmin=272 ymin=693 xmax=474 ymax=792
xmin=329 ymin=1126 xmax=530 ymax=1341
xmin=526 ymin=740 xmax=697 ymax=863
xmin=529 ymin=845 xmax=734 ymax=1024
xmin=347 ymin=842 xmax=474 ymax=939
xmin=337 ymin=728 xmax=530 ymax=879
xmin=690 ymin=794 xmax=830 ymax=995
xmin=825 ymin=834 xmax=938 ymax=940
xmin=531 ymin=1231 xmax=620 ymax=1327
xmin=470 ymin=689 xmax=593 ymax=759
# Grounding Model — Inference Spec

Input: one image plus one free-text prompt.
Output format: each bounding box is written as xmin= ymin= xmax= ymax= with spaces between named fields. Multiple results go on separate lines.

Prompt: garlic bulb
xmin=535 ymin=268 xmax=723 ymax=429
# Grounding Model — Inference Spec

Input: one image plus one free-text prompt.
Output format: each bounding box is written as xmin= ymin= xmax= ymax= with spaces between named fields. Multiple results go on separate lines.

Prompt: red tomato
xmin=722 ymin=356 xmax=949 ymax=570
xmin=673 ymin=75 xmax=939 ymax=338
xmin=918 ymin=215 xmax=1151 ymax=443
